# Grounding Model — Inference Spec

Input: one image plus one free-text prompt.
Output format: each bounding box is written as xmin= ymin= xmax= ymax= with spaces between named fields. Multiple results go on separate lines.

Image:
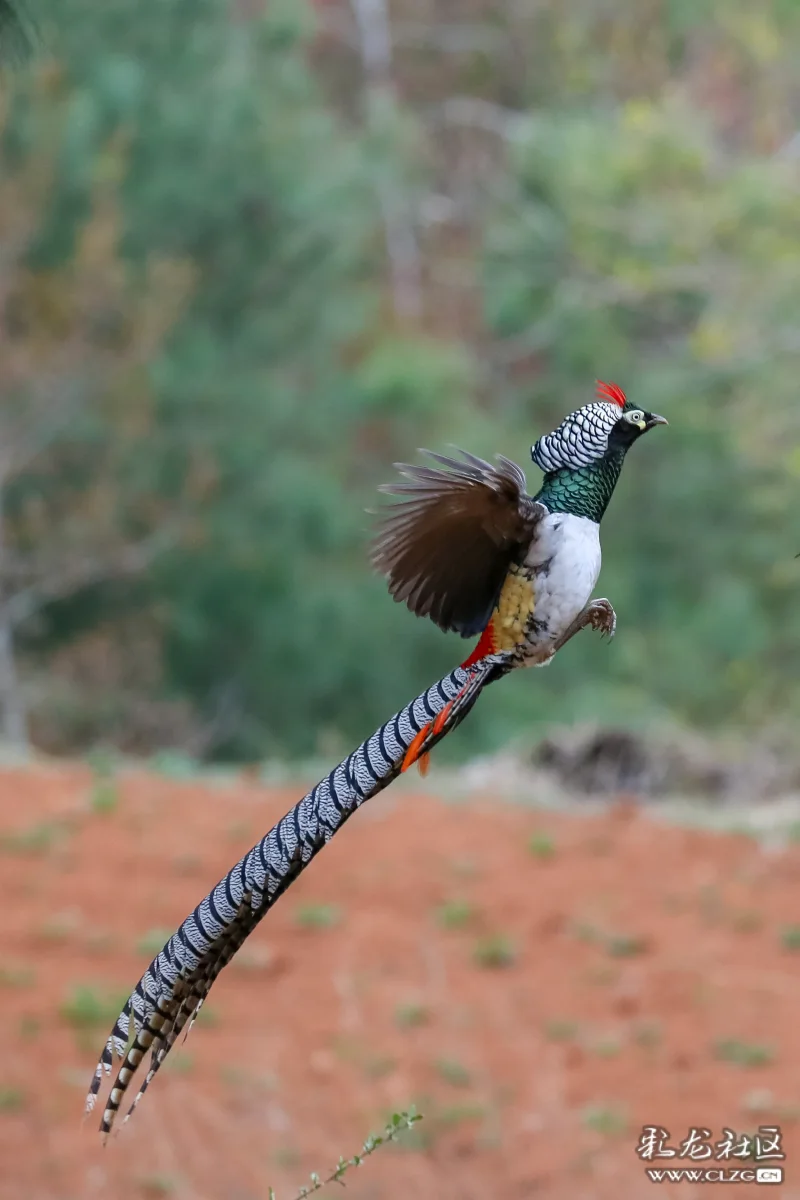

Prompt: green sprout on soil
xmin=780 ymin=925 xmax=800 ymax=952
xmin=714 ymin=1038 xmax=775 ymax=1069
xmin=472 ymin=934 xmax=516 ymax=969
xmin=543 ymin=1018 xmax=579 ymax=1042
xmin=606 ymin=933 xmax=648 ymax=957
xmin=436 ymin=899 xmax=475 ymax=929
xmin=137 ymin=1175 xmax=178 ymax=1197
xmin=164 ymin=1052 xmax=194 ymax=1075
xmin=1 ymin=820 xmax=68 ymax=855
xmin=593 ymin=1036 xmax=622 ymax=1059
xmin=395 ymin=1001 xmax=430 ymax=1029
xmin=39 ymin=910 xmax=82 ymax=943
xmin=528 ymin=831 xmax=556 ymax=860
xmin=633 ymin=1020 xmax=662 ymax=1049
xmin=0 ymin=1086 xmax=24 ymax=1112
xmin=268 ymin=1109 xmax=423 ymax=1200
xmin=0 ymin=965 xmax=34 ymax=988
xmin=89 ymin=779 xmax=119 ymax=815
xmin=59 ymin=984 xmax=128 ymax=1029
xmin=294 ymin=903 xmax=341 ymax=930
xmin=19 ymin=1015 xmax=40 ymax=1040
xmin=582 ymin=1103 xmax=628 ymax=1136
xmin=136 ymin=928 xmax=174 ymax=956
xmin=87 ymin=750 xmax=119 ymax=813
xmin=434 ymin=1057 xmax=472 ymax=1088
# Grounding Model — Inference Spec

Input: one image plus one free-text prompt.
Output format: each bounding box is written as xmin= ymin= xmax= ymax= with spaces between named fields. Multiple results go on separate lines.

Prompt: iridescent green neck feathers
xmin=533 ymin=449 xmax=625 ymax=523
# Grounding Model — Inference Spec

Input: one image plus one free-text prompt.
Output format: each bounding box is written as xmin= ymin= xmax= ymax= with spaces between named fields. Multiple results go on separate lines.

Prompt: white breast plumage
xmin=522 ymin=512 xmax=601 ymax=659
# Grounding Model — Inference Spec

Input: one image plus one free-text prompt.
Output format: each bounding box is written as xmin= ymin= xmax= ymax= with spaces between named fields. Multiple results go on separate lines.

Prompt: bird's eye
xmin=626 ymin=409 xmax=645 ymax=423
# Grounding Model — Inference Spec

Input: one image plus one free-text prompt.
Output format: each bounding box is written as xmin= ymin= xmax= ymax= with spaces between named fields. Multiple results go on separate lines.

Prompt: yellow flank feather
xmin=492 ymin=566 xmax=535 ymax=650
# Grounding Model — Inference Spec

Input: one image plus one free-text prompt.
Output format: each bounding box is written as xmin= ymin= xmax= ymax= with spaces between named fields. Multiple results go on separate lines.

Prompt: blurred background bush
xmin=0 ymin=0 xmax=799 ymax=763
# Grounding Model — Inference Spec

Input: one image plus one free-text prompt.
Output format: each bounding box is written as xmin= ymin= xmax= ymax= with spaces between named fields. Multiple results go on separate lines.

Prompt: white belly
xmin=522 ymin=513 xmax=601 ymax=659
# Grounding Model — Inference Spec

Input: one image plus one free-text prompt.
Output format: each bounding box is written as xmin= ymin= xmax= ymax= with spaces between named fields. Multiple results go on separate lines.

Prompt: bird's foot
xmin=584 ymin=597 xmax=616 ymax=640
xmin=548 ymin=598 xmax=617 ymax=657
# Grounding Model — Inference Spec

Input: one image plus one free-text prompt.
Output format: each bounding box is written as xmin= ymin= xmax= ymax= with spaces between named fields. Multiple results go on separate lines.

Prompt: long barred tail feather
xmin=87 ymin=652 xmax=512 ymax=1138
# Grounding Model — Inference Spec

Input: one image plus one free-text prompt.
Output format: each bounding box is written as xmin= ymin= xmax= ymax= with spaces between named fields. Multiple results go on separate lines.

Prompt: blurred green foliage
xmin=0 ymin=0 xmax=799 ymax=760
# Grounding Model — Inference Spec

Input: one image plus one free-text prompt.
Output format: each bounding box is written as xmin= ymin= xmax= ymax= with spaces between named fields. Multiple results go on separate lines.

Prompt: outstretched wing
xmin=371 ymin=449 xmax=545 ymax=637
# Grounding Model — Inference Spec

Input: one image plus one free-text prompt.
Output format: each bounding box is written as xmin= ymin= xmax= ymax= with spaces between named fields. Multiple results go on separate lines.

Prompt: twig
xmin=269 ymin=1109 xmax=423 ymax=1200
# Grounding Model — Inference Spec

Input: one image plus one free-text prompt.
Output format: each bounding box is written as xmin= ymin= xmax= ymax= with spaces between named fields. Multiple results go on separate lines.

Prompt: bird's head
xmin=531 ymin=382 xmax=668 ymax=474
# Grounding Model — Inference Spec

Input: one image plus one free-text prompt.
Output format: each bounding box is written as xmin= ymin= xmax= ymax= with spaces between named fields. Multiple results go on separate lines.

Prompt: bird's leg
xmin=551 ymin=597 xmax=617 ymax=653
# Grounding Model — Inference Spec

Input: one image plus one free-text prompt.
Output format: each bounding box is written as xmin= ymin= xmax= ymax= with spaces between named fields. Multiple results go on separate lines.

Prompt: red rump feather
xmin=595 ymin=380 xmax=627 ymax=408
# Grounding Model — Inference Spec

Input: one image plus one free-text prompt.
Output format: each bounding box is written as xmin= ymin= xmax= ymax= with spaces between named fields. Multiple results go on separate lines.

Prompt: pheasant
xmin=86 ymin=381 xmax=666 ymax=1137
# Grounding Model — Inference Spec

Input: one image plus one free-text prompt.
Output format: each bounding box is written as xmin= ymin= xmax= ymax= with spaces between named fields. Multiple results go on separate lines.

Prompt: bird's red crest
xmin=595 ymin=380 xmax=627 ymax=408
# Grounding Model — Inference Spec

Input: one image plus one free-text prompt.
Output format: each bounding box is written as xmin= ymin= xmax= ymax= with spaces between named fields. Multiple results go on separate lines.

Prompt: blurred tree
xmin=0 ymin=0 xmax=474 ymax=757
xmin=0 ymin=123 xmax=192 ymax=745
xmin=0 ymin=0 xmax=31 ymax=60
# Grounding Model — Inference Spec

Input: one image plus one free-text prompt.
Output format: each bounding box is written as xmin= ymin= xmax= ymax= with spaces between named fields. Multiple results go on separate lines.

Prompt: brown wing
xmin=371 ymin=449 xmax=545 ymax=637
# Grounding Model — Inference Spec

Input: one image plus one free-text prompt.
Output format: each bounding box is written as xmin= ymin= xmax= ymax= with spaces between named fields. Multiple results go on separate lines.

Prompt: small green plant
xmin=434 ymin=1057 xmax=472 ymax=1088
xmin=437 ymin=1102 xmax=485 ymax=1127
xmin=272 ymin=1146 xmax=303 ymax=1169
xmin=780 ymin=925 xmax=800 ymax=952
xmin=1 ymin=820 xmax=67 ymax=855
xmin=395 ymin=1001 xmax=430 ymax=1029
xmin=136 ymin=928 xmax=173 ymax=956
xmin=268 ymin=1109 xmax=423 ymax=1200
xmin=543 ymin=1018 xmax=579 ymax=1042
xmin=294 ymin=903 xmax=341 ymax=930
xmin=606 ymin=933 xmax=648 ymax=958
xmin=436 ymin=899 xmax=474 ymax=929
xmin=0 ymin=1086 xmax=24 ymax=1112
xmin=164 ymin=1052 xmax=194 ymax=1075
xmin=585 ymin=963 xmax=618 ymax=986
xmin=582 ymin=1103 xmax=628 ymax=1136
xmin=473 ymin=934 xmax=516 ymax=969
xmin=364 ymin=1055 xmax=395 ymax=1080
xmin=0 ymin=964 xmax=34 ymax=988
xmin=39 ymin=909 xmax=82 ymax=942
xmin=593 ymin=1036 xmax=622 ymax=1059
xmin=86 ymin=747 xmax=116 ymax=775
xmin=195 ymin=1003 xmax=218 ymax=1027
xmin=89 ymin=777 xmax=119 ymax=815
xmin=714 ymin=1038 xmax=775 ymax=1069
xmin=138 ymin=1175 xmax=178 ymax=1197
xmin=59 ymin=984 xmax=128 ymax=1029
xmin=231 ymin=945 xmax=275 ymax=972
xmin=150 ymin=750 xmax=199 ymax=779
xmin=528 ymin=831 xmax=556 ymax=860
xmin=450 ymin=857 xmax=479 ymax=879
xmin=19 ymin=1015 xmax=40 ymax=1041
xmin=633 ymin=1020 xmax=662 ymax=1049
xmin=573 ymin=920 xmax=601 ymax=943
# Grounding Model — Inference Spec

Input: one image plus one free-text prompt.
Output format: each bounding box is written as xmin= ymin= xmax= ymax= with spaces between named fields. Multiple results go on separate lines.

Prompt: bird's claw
xmin=586 ymin=598 xmax=617 ymax=640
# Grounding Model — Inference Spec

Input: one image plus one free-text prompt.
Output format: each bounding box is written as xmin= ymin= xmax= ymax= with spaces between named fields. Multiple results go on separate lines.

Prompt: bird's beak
xmin=646 ymin=413 xmax=669 ymax=429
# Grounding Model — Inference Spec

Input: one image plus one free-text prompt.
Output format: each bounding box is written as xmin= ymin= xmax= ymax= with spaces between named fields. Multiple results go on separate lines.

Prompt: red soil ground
xmin=1 ymin=764 xmax=800 ymax=1199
